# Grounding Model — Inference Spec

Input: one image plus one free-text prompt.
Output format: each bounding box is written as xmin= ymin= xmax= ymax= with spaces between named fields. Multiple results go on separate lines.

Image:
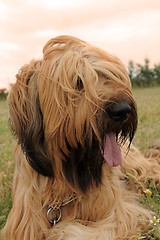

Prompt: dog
xmin=1 ymin=35 xmax=160 ymax=240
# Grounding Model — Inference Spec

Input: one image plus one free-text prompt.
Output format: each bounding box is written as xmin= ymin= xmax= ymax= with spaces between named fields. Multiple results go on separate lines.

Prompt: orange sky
xmin=0 ymin=0 xmax=160 ymax=89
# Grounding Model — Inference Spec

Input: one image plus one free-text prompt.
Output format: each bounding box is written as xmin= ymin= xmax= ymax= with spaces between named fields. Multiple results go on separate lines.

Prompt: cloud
xmin=0 ymin=0 xmax=155 ymax=35
xmin=0 ymin=1 xmax=8 ymax=20
xmin=1 ymin=0 xmax=160 ymax=40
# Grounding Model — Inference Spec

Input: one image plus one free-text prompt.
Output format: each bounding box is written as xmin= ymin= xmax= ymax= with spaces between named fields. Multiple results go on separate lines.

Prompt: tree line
xmin=128 ymin=58 xmax=160 ymax=88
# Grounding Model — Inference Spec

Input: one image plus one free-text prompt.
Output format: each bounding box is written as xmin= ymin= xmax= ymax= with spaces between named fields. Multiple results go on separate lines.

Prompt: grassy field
xmin=0 ymin=100 xmax=14 ymax=230
xmin=0 ymin=87 xmax=160 ymax=239
xmin=133 ymin=87 xmax=160 ymax=152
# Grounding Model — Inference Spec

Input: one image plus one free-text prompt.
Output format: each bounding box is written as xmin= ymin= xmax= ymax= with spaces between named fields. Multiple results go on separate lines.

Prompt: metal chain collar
xmin=47 ymin=196 xmax=77 ymax=225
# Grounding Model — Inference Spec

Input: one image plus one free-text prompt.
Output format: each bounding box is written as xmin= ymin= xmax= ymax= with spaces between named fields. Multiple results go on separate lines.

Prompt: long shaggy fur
xmin=1 ymin=35 xmax=160 ymax=240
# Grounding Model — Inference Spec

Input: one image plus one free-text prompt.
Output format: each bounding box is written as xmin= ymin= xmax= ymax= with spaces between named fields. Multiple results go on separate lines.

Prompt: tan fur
xmin=1 ymin=35 xmax=160 ymax=240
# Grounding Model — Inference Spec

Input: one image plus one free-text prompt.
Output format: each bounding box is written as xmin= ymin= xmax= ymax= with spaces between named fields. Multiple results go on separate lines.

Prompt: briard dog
xmin=1 ymin=36 xmax=160 ymax=240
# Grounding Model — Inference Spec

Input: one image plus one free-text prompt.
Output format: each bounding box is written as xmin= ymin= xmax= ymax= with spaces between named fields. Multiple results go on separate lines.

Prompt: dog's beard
xmin=62 ymin=134 xmax=103 ymax=193
xmin=62 ymin=102 xmax=137 ymax=193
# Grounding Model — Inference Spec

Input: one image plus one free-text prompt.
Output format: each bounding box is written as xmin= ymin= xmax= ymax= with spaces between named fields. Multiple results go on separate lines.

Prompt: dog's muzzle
xmin=107 ymin=101 xmax=131 ymax=122
xmin=100 ymin=100 xmax=137 ymax=168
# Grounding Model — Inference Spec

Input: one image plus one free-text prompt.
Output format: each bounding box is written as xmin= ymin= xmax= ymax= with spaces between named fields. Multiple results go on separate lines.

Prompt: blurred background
xmin=0 ymin=0 xmax=160 ymax=89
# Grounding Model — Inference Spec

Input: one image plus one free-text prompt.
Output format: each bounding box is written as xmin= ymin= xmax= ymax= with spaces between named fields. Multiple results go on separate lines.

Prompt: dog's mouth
xmin=100 ymin=132 xmax=122 ymax=167
xmin=99 ymin=100 xmax=138 ymax=167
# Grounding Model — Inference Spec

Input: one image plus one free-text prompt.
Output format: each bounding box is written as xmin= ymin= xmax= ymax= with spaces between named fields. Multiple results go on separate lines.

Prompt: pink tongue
xmin=101 ymin=133 xmax=122 ymax=167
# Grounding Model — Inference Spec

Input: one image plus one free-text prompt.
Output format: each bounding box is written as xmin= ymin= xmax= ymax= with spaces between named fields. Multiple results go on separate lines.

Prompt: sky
xmin=0 ymin=0 xmax=160 ymax=89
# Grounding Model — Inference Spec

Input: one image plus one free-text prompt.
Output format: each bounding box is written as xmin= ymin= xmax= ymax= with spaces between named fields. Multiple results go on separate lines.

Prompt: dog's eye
xmin=77 ymin=77 xmax=84 ymax=91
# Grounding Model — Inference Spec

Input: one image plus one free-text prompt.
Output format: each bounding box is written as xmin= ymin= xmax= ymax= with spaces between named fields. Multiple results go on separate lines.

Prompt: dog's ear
xmin=8 ymin=60 xmax=53 ymax=177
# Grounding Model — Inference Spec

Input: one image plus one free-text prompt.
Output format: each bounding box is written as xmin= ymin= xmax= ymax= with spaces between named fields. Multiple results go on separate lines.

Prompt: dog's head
xmin=8 ymin=35 xmax=137 ymax=192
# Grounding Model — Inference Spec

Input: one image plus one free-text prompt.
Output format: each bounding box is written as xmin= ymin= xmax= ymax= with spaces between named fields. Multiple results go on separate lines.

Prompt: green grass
xmin=132 ymin=87 xmax=160 ymax=239
xmin=0 ymin=88 xmax=160 ymax=238
xmin=0 ymin=100 xmax=14 ymax=229
xmin=133 ymin=87 xmax=160 ymax=152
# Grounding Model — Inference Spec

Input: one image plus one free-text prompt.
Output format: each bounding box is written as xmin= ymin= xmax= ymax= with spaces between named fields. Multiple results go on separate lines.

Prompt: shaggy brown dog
xmin=1 ymin=36 xmax=160 ymax=240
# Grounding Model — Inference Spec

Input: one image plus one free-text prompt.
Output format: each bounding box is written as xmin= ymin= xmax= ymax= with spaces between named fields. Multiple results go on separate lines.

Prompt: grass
xmin=0 ymin=100 xmax=14 ymax=229
xmin=132 ymin=87 xmax=160 ymax=152
xmin=132 ymin=87 xmax=160 ymax=239
xmin=0 ymin=87 xmax=160 ymax=238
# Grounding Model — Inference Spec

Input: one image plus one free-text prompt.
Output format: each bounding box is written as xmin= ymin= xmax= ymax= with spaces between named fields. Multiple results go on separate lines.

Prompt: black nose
xmin=107 ymin=101 xmax=131 ymax=122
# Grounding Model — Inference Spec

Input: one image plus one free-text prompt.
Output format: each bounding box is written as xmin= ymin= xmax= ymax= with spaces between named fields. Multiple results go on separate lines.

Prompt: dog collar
xmin=47 ymin=195 xmax=77 ymax=225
